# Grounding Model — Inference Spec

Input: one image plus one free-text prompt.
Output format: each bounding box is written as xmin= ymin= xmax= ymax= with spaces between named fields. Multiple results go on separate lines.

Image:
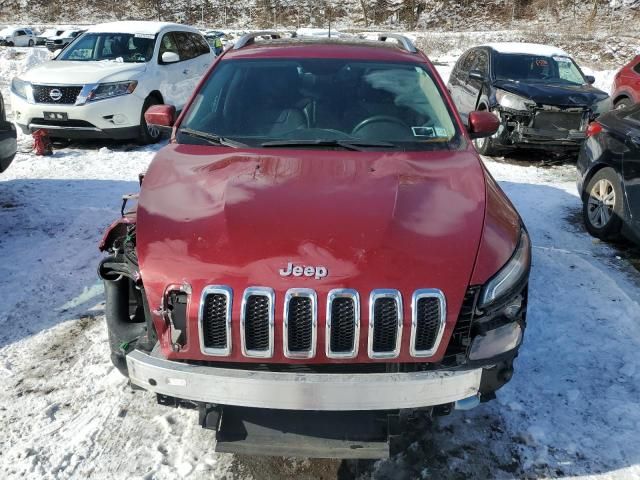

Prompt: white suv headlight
xmin=495 ymin=89 xmax=535 ymax=111
xmin=479 ymin=228 xmax=531 ymax=308
xmin=11 ymin=77 xmax=32 ymax=100
xmin=88 ymin=81 xmax=138 ymax=102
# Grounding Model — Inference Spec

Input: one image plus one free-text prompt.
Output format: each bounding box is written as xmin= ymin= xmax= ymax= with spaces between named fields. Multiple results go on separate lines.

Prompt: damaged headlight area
xmin=495 ymin=89 xmax=535 ymax=111
xmin=465 ymin=229 xmax=531 ymax=363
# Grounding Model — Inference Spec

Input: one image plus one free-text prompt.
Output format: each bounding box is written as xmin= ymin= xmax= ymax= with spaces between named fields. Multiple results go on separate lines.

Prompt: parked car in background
xmin=0 ymin=93 xmax=17 ymax=173
xmin=611 ymin=55 xmax=640 ymax=110
xmin=98 ymin=32 xmax=531 ymax=458
xmin=448 ymin=42 xmax=610 ymax=155
xmin=577 ymin=104 xmax=640 ymax=244
xmin=10 ymin=21 xmax=214 ymax=143
xmin=36 ymin=27 xmax=65 ymax=46
xmin=0 ymin=27 xmax=36 ymax=47
xmin=45 ymin=28 xmax=86 ymax=52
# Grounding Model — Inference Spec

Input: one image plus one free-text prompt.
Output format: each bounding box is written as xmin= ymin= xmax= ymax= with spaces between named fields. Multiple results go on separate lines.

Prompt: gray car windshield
xmin=493 ymin=53 xmax=586 ymax=85
xmin=58 ymin=33 xmax=155 ymax=63
xmin=179 ymin=58 xmax=461 ymax=150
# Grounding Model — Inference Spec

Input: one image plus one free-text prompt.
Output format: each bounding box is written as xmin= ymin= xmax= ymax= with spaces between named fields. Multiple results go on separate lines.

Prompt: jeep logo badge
xmin=279 ymin=262 xmax=327 ymax=280
xmin=49 ymin=88 xmax=62 ymax=101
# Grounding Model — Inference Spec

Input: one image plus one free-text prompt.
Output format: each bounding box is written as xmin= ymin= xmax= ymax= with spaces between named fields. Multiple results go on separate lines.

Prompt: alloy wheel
xmin=587 ymin=179 xmax=616 ymax=228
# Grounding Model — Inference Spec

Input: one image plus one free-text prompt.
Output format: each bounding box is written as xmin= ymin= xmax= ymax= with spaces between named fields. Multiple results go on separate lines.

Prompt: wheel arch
xmin=147 ymin=90 xmax=164 ymax=104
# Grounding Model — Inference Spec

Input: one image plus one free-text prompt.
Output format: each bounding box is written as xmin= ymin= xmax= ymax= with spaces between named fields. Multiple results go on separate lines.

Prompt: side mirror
xmin=144 ymin=104 xmax=176 ymax=135
xmin=467 ymin=111 xmax=500 ymax=139
xmin=585 ymin=75 xmax=595 ymax=85
xmin=468 ymin=69 xmax=485 ymax=82
xmin=161 ymin=51 xmax=180 ymax=64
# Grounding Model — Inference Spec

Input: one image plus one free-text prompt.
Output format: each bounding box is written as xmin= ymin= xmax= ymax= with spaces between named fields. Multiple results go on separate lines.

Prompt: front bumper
xmin=127 ymin=349 xmax=482 ymax=411
xmin=10 ymin=92 xmax=144 ymax=140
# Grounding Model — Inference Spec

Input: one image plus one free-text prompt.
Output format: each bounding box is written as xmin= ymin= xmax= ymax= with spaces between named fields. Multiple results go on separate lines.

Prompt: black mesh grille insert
xmin=202 ymin=293 xmax=228 ymax=350
xmin=244 ymin=295 xmax=270 ymax=351
xmin=287 ymin=296 xmax=313 ymax=352
xmin=32 ymin=85 xmax=82 ymax=104
xmin=330 ymin=297 xmax=356 ymax=353
xmin=372 ymin=298 xmax=399 ymax=353
xmin=442 ymin=287 xmax=479 ymax=366
xmin=533 ymin=111 xmax=583 ymax=131
xmin=414 ymin=297 xmax=441 ymax=352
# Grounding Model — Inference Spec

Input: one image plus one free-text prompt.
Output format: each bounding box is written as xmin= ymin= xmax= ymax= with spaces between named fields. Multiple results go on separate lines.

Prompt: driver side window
xmin=159 ymin=32 xmax=180 ymax=63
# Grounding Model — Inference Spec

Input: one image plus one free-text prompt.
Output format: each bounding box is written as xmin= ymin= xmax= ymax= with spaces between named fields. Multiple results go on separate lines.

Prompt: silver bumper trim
xmin=28 ymin=123 xmax=101 ymax=132
xmin=126 ymin=350 xmax=482 ymax=411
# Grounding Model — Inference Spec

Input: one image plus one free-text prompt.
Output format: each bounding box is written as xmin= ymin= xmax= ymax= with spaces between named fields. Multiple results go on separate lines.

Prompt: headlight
xmin=88 ymin=81 xmax=138 ymax=102
xmin=495 ymin=89 xmax=535 ymax=111
xmin=479 ymin=228 xmax=531 ymax=308
xmin=11 ymin=77 xmax=31 ymax=100
xmin=592 ymin=97 xmax=611 ymax=115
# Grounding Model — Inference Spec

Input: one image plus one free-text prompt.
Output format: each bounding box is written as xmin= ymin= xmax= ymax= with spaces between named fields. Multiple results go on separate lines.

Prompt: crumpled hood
xmin=20 ymin=60 xmax=146 ymax=84
xmin=494 ymin=79 xmax=609 ymax=107
xmin=137 ymin=145 xmax=489 ymax=362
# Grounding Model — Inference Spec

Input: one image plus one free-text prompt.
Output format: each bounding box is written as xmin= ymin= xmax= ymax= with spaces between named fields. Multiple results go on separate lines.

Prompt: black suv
xmin=448 ymin=43 xmax=610 ymax=155
xmin=0 ymin=93 xmax=17 ymax=173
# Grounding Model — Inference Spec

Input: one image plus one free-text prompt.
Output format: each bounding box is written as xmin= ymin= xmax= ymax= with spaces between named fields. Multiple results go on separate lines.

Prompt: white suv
xmin=10 ymin=21 xmax=214 ymax=143
xmin=0 ymin=27 xmax=36 ymax=47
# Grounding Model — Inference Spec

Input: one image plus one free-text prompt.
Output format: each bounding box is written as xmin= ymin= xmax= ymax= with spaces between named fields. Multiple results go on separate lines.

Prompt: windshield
xmin=493 ymin=53 xmax=586 ymax=85
xmin=58 ymin=33 xmax=155 ymax=63
xmin=179 ymin=59 xmax=460 ymax=150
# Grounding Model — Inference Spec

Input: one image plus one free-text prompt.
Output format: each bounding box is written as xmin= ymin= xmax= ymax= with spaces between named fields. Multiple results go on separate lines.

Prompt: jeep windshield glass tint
xmin=58 ymin=33 xmax=155 ymax=63
xmin=179 ymin=59 xmax=461 ymax=150
xmin=493 ymin=53 xmax=586 ymax=85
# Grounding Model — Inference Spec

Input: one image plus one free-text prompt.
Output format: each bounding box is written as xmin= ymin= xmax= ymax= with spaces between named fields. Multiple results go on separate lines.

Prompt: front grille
xmin=199 ymin=286 xmax=232 ymax=356
xmin=330 ymin=299 xmax=355 ymax=351
xmin=369 ymin=290 xmax=402 ymax=358
xmin=284 ymin=289 xmax=316 ymax=358
xmin=533 ymin=111 xmax=583 ymax=131
xmin=241 ymin=288 xmax=274 ymax=357
xmin=411 ymin=290 xmax=446 ymax=356
xmin=32 ymin=85 xmax=82 ymax=105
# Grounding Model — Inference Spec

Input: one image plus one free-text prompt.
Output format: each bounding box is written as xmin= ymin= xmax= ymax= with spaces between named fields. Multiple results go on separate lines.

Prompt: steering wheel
xmin=351 ymin=115 xmax=409 ymax=136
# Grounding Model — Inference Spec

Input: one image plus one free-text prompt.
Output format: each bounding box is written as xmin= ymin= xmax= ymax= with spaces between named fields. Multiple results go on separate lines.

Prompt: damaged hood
xmin=494 ymin=79 xmax=609 ymax=107
xmin=137 ymin=145 xmax=487 ymax=323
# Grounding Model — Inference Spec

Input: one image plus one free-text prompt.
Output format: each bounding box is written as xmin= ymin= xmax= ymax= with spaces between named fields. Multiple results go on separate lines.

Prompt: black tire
xmin=138 ymin=96 xmax=162 ymax=145
xmin=614 ymin=97 xmax=633 ymax=110
xmin=28 ymin=39 xmax=34 ymax=47
xmin=7 ymin=41 xmax=14 ymax=47
xmin=582 ymin=167 xmax=624 ymax=240
xmin=473 ymin=133 xmax=499 ymax=156
xmin=472 ymin=100 xmax=500 ymax=156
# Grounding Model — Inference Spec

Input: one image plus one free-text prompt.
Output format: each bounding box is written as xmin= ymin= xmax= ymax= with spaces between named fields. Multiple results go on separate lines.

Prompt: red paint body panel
xmin=137 ymin=146 xmax=493 ymax=363
xmin=612 ymin=55 xmax=640 ymax=104
xmin=470 ymin=168 xmax=520 ymax=285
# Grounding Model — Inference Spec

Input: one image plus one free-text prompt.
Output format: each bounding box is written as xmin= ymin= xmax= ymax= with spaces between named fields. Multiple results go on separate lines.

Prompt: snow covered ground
xmin=0 ymin=45 xmax=639 ymax=479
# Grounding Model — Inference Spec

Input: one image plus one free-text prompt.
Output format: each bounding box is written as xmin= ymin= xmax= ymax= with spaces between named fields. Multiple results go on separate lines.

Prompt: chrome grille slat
xmin=410 ymin=289 xmax=446 ymax=357
xmin=283 ymin=288 xmax=317 ymax=359
xmin=368 ymin=290 xmax=403 ymax=359
xmin=199 ymin=286 xmax=232 ymax=356
xmin=241 ymin=287 xmax=275 ymax=358
xmin=326 ymin=289 xmax=360 ymax=359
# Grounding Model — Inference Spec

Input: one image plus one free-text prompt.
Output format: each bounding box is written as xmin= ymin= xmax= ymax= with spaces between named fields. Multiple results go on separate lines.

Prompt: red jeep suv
xmin=99 ymin=32 xmax=531 ymax=458
xmin=612 ymin=55 xmax=640 ymax=109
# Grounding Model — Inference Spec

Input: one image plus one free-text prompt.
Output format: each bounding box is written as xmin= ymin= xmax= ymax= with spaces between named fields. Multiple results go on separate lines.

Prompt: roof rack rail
xmin=378 ymin=33 xmax=417 ymax=53
xmin=234 ymin=31 xmax=296 ymax=49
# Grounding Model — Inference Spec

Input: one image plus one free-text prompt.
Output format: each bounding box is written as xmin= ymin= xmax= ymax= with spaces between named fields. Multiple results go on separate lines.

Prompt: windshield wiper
xmin=178 ymin=128 xmax=248 ymax=148
xmin=261 ymin=139 xmax=398 ymax=151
